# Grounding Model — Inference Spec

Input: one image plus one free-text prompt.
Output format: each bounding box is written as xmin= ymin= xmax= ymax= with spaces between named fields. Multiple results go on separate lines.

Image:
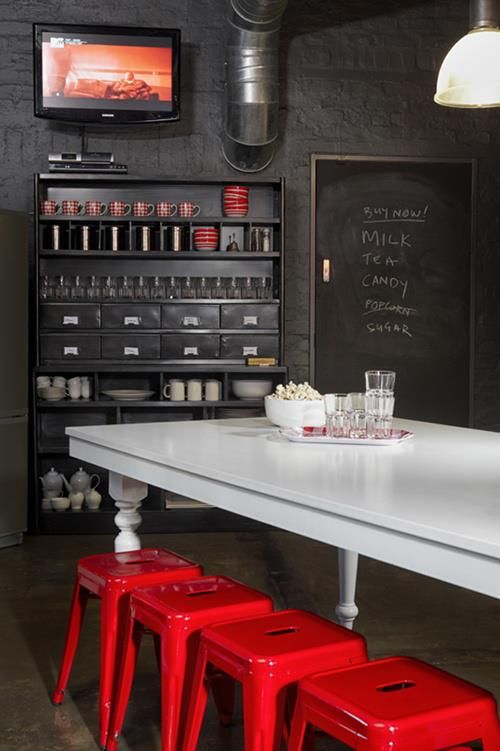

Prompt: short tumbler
xmin=324 ymin=393 xmax=349 ymax=438
xmin=346 ymin=392 xmax=367 ymax=438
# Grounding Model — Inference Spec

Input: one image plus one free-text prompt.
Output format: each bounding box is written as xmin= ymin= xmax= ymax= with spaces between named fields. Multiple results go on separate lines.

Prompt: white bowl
xmin=51 ymin=496 xmax=70 ymax=512
xmin=232 ymin=380 xmax=273 ymax=400
xmin=264 ymin=396 xmax=325 ymax=428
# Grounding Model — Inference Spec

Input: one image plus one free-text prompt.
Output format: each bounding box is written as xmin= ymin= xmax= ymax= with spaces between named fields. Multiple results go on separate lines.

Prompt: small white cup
xmin=36 ymin=375 xmax=51 ymax=388
xmin=52 ymin=376 xmax=66 ymax=388
xmin=163 ymin=379 xmax=185 ymax=401
xmin=204 ymin=380 xmax=221 ymax=401
xmin=66 ymin=378 xmax=81 ymax=400
xmin=81 ymin=377 xmax=91 ymax=400
xmin=187 ymin=379 xmax=203 ymax=402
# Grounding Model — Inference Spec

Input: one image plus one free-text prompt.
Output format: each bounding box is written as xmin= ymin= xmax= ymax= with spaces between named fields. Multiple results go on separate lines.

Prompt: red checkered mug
xmin=85 ymin=200 xmax=107 ymax=216
xmin=39 ymin=200 xmax=61 ymax=215
xmin=178 ymin=201 xmax=201 ymax=218
xmin=156 ymin=201 xmax=177 ymax=217
xmin=132 ymin=201 xmax=154 ymax=217
xmin=62 ymin=200 xmax=84 ymax=216
xmin=108 ymin=201 xmax=131 ymax=217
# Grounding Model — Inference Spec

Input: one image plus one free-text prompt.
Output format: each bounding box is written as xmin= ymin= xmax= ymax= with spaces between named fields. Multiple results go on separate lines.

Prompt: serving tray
xmin=279 ymin=427 xmax=414 ymax=446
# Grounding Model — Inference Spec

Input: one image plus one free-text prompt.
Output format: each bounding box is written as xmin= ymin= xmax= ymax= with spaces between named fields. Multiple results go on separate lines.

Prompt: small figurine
xmin=226 ymin=233 xmax=240 ymax=252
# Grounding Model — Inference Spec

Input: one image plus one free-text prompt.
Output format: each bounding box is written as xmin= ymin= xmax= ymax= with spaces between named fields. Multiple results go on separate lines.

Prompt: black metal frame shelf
xmin=32 ymin=173 xmax=286 ymax=535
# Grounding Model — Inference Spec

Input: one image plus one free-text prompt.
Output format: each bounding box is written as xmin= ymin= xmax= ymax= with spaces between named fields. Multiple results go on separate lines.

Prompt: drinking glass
xmin=346 ymin=392 xmax=367 ymax=438
xmin=365 ymin=370 xmax=396 ymax=439
xmin=55 ymin=275 xmax=70 ymax=300
xmin=227 ymin=276 xmax=241 ymax=300
xmin=150 ymin=275 xmax=166 ymax=299
xmin=211 ymin=276 xmax=225 ymax=299
xmin=323 ymin=393 xmax=349 ymax=438
xmin=197 ymin=277 xmax=211 ymax=299
xmin=86 ymin=275 xmax=101 ymax=301
xmin=181 ymin=276 xmax=195 ymax=299
xmin=71 ymin=275 xmax=85 ymax=300
xmin=102 ymin=275 xmax=117 ymax=300
xmin=118 ymin=275 xmax=134 ymax=299
xmin=166 ymin=276 xmax=180 ymax=299
xmin=134 ymin=275 xmax=150 ymax=300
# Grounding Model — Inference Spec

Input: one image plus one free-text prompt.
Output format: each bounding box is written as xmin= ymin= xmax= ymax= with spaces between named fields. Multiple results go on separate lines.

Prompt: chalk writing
xmin=363 ymin=299 xmax=418 ymax=318
xmin=366 ymin=321 xmax=413 ymax=337
xmin=361 ymin=230 xmax=411 ymax=248
xmin=363 ymin=205 xmax=429 ymax=223
xmin=361 ymin=274 xmax=409 ymax=300
xmin=362 ymin=252 xmax=399 ymax=267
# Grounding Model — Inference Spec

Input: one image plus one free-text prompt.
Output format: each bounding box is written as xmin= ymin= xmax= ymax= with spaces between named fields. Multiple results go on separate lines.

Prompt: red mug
xmin=178 ymin=201 xmax=201 ymax=218
xmin=132 ymin=201 xmax=154 ymax=217
xmin=156 ymin=201 xmax=177 ymax=217
xmin=193 ymin=226 xmax=219 ymax=250
xmin=85 ymin=200 xmax=107 ymax=216
xmin=108 ymin=201 xmax=131 ymax=217
xmin=223 ymin=185 xmax=249 ymax=217
xmin=62 ymin=200 xmax=84 ymax=216
xmin=39 ymin=199 xmax=61 ymax=215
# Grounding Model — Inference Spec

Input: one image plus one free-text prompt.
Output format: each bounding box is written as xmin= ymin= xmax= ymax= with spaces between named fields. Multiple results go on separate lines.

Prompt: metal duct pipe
xmin=223 ymin=0 xmax=288 ymax=172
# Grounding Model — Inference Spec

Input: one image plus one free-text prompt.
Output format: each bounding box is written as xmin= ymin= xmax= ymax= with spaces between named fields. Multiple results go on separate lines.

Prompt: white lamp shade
xmin=435 ymin=27 xmax=500 ymax=107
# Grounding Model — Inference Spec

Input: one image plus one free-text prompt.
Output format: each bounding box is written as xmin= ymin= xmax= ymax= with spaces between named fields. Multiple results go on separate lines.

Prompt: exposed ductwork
xmin=223 ymin=0 xmax=288 ymax=172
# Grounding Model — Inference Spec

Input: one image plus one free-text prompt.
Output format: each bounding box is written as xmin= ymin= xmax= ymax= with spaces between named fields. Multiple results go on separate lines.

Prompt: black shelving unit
xmin=32 ymin=174 xmax=286 ymax=534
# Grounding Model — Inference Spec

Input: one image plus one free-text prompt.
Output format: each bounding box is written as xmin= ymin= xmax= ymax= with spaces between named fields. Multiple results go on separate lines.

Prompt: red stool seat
xmin=106 ymin=575 xmax=273 ymax=751
xmin=288 ymin=656 xmax=500 ymax=751
xmin=52 ymin=548 xmax=202 ymax=749
xmin=182 ymin=609 xmax=368 ymax=751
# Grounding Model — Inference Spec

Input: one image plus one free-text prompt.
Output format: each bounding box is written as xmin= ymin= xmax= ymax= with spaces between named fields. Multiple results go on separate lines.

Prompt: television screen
xmin=33 ymin=24 xmax=180 ymax=124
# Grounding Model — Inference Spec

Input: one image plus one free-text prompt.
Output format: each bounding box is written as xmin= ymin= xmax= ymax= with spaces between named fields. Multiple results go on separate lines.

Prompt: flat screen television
xmin=33 ymin=23 xmax=180 ymax=124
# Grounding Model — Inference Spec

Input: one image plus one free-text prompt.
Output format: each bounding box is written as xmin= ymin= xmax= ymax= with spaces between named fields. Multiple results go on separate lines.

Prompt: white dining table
xmin=66 ymin=417 xmax=500 ymax=629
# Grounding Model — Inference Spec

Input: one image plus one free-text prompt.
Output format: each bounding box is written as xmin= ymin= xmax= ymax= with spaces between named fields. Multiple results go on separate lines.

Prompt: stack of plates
xmin=101 ymin=389 xmax=154 ymax=401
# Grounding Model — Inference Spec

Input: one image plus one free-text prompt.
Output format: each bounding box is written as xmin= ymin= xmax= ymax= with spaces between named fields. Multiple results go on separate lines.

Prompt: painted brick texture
xmin=0 ymin=0 xmax=498 ymax=426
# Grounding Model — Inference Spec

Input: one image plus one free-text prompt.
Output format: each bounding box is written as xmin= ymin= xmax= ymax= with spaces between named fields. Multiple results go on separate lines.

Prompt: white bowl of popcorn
xmin=265 ymin=382 xmax=325 ymax=429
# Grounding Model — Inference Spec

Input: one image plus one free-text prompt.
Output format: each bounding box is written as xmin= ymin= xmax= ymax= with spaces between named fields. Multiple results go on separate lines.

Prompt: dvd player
xmin=48 ymin=152 xmax=115 ymax=164
xmin=48 ymin=163 xmax=128 ymax=173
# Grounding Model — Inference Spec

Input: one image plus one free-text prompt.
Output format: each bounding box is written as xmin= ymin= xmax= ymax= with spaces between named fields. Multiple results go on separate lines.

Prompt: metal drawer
xmin=40 ymin=304 xmax=101 ymax=330
xmin=40 ymin=334 xmax=100 ymax=361
xmin=161 ymin=334 xmax=220 ymax=360
xmin=161 ymin=304 xmax=220 ymax=329
xmin=101 ymin=335 xmax=160 ymax=360
xmin=220 ymin=304 xmax=279 ymax=329
xmin=220 ymin=334 xmax=279 ymax=359
xmin=101 ymin=304 xmax=161 ymax=329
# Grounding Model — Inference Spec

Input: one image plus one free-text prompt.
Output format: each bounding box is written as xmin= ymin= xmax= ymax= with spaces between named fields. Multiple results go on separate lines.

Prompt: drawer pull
xmin=63 ymin=346 xmax=79 ymax=356
xmin=63 ymin=315 xmax=79 ymax=326
xmin=243 ymin=315 xmax=258 ymax=326
xmin=124 ymin=316 xmax=141 ymax=326
xmin=184 ymin=346 xmax=199 ymax=356
xmin=182 ymin=316 xmax=201 ymax=327
xmin=124 ymin=346 xmax=139 ymax=356
xmin=243 ymin=346 xmax=258 ymax=356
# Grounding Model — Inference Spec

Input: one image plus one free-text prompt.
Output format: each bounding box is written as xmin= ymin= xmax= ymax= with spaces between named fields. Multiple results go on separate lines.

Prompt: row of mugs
xmin=164 ymin=379 xmax=221 ymax=402
xmin=37 ymin=375 xmax=91 ymax=400
xmin=40 ymin=200 xmax=201 ymax=218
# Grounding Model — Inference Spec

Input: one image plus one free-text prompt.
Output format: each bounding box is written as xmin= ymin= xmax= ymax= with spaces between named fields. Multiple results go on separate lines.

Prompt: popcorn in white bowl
xmin=265 ymin=382 xmax=325 ymax=428
xmin=269 ymin=381 xmax=322 ymax=401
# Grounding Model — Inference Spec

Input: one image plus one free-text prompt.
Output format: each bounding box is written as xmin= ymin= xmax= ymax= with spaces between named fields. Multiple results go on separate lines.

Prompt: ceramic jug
xmin=84 ymin=488 xmax=102 ymax=511
xmin=40 ymin=468 xmax=64 ymax=494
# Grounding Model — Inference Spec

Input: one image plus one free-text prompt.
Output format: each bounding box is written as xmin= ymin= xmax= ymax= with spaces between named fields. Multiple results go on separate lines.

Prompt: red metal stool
xmin=287 ymin=656 xmax=500 ymax=751
xmin=106 ymin=575 xmax=274 ymax=751
xmin=182 ymin=608 xmax=368 ymax=751
xmin=52 ymin=548 xmax=203 ymax=749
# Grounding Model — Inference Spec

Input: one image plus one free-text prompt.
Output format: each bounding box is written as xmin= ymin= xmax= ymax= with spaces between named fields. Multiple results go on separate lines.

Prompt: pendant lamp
xmin=435 ymin=0 xmax=500 ymax=108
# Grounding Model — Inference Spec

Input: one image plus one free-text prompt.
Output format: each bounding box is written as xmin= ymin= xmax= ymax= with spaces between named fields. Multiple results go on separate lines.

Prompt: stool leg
xmin=52 ymin=579 xmax=89 ymax=705
xmin=105 ymin=616 xmax=144 ymax=751
xmin=161 ymin=628 xmax=198 ymax=751
xmin=181 ymin=644 xmax=210 ymax=751
xmin=99 ymin=589 xmax=126 ymax=750
xmin=243 ymin=679 xmax=286 ymax=751
xmin=207 ymin=666 xmax=235 ymax=727
xmin=287 ymin=701 xmax=309 ymax=751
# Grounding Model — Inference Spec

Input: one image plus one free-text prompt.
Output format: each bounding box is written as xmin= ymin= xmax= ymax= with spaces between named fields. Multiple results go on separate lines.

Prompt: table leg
xmin=335 ymin=549 xmax=359 ymax=629
xmin=108 ymin=472 xmax=149 ymax=553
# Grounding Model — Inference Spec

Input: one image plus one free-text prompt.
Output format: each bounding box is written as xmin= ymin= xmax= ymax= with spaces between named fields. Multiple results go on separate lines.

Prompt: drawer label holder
xmin=63 ymin=346 xmax=79 ymax=356
xmin=124 ymin=346 xmax=139 ymax=356
xmin=124 ymin=316 xmax=141 ymax=326
xmin=243 ymin=316 xmax=259 ymax=326
xmin=184 ymin=346 xmax=199 ymax=356
xmin=63 ymin=316 xmax=79 ymax=326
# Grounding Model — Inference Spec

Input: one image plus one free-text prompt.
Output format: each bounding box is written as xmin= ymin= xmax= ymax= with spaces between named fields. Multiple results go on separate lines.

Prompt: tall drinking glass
xmin=365 ymin=370 xmax=396 ymax=438
xmin=324 ymin=393 xmax=349 ymax=438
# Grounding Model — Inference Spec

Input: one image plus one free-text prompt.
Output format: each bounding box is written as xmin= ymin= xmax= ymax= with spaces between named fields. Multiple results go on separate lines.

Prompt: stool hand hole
xmin=376 ymin=681 xmax=416 ymax=693
xmin=186 ymin=589 xmax=217 ymax=597
xmin=265 ymin=626 xmax=299 ymax=637
xmin=124 ymin=559 xmax=155 ymax=565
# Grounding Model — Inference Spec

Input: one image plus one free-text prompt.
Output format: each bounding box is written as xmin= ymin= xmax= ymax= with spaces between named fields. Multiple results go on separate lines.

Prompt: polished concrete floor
xmin=1 ymin=530 xmax=498 ymax=751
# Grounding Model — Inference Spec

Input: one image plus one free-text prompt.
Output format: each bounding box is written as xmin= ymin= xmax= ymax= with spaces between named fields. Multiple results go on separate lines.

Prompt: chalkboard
xmin=311 ymin=155 xmax=475 ymax=427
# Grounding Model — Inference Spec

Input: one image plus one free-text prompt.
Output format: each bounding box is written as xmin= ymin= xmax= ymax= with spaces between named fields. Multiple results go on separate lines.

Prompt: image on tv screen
xmin=41 ymin=32 xmax=173 ymax=112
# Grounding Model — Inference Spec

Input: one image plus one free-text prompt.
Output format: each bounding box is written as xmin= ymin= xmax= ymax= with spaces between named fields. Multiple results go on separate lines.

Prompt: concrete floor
xmin=0 ymin=530 xmax=498 ymax=751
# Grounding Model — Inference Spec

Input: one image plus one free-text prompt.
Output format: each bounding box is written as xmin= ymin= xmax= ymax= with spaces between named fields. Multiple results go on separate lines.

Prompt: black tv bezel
xmin=33 ymin=23 xmax=180 ymax=125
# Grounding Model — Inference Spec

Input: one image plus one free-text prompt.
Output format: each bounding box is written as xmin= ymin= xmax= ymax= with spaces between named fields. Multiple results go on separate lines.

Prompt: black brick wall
xmin=2 ymin=0 xmax=499 ymax=426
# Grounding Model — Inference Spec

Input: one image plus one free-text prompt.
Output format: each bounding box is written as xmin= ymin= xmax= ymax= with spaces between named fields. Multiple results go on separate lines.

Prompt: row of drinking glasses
xmin=40 ymin=275 xmax=274 ymax=301
xmin=324 ymin=370 xmax=396 ymax=439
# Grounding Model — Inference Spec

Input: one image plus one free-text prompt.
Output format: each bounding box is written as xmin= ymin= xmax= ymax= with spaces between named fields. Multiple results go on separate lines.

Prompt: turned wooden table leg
xmin=335 ymin=549 xmax=360 ymax=630
xmin=108 ymin=472 xmax=149 ymax=553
